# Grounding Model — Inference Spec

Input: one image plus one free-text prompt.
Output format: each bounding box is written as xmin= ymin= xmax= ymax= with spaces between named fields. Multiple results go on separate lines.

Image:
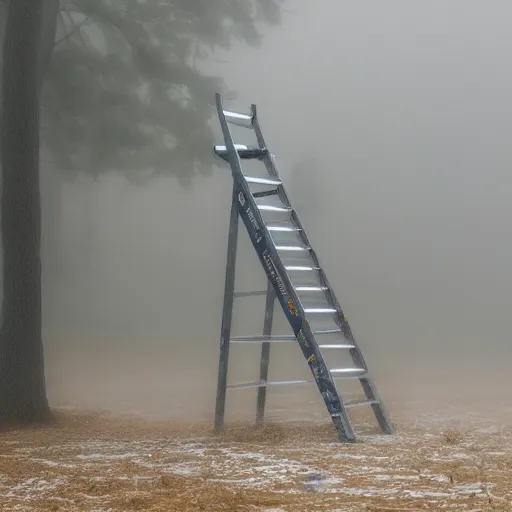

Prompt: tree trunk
xmin=0 ymin=0 xmax=52 ymax=425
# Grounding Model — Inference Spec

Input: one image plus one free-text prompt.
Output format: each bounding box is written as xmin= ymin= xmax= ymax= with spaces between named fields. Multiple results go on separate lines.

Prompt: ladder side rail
xmin=225 ymin=101 xmax=354 ymax=441
xmin=214 ymin=185 xmax=240 ymax=432
xmin=217 ymin=95 xmax=355 ymax=441
xmin=256 ymin=280 xmax=276 ymax=427
xmin=251 ymin=108 xmax=357 ymax=343
xmin=251 ymin=102 xmax=393 ymax=435
xmin=216 ymin=94 xmax=306 ymax=341
xmin=251 ymin=109 xmax=370 ymax=367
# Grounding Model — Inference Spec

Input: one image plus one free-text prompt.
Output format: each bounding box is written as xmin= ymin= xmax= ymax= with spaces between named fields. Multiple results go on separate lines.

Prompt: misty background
xmin=41 ymin=1 xmax=512 ymax=422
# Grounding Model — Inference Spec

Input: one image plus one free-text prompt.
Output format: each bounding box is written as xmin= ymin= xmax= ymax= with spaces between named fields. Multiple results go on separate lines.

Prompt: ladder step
xmin=214 ymin=144 xmax=266 ymax=160
xmin=313 ymin=328 xmax=344 ymax=335
xmin=245 ymin=176 xmax=281 ymax=186
xmin=227 ymin=379 xmax=310 ymax=390
xmin=331 ymin=368 xmax=366 ymax=373
xmin=233 ymin=290 xmax=267 ymax=298
xmin=319 ymin=344 xmax=355 ymax=349
xmin=304 ymin=307 xmax=337 ymax=314
xmin=330 ymin=368 xmax=366 ymax=377
xmin=295 ymin=286 xmax=328 ymax=291
xmin=344 ymin=399 xmax=378 ymax=409
xmin=257 ymin=204 xmax=293 ymax=212
xmin=275 ymin=245 xmax=310 ymax=252
xmin=285 ymin=265 xmax=320 ymax=271
xmin=266 ymin=223 xmax=301 ymax=232
xmin=223 ymin=109 xmax=253 ymax=128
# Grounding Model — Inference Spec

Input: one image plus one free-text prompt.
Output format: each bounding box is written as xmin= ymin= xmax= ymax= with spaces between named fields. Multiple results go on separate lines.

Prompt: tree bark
xmin=0 ymin=0 xmax=52 ymax=425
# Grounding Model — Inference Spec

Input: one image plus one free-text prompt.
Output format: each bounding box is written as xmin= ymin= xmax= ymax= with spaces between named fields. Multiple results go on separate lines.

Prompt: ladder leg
xmin=360 ymin=377 xmax=395 ymax=435
xmin=255 ymin=280 xmax=276 ymax=427
xmin=214 ymin=186 xmax=239 ymax=433
xmin=347 ymin=340 xmax=394 ymax=435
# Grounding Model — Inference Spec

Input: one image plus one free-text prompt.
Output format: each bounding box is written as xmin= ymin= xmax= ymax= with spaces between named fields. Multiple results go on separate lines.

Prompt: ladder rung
xmin=330 ymin=368 xmax=366 ymax=376
xmin=304 ymin=308 xmax=337 ymax=314
xmin=344 ymin=399 xmax=378 ymax=409
xmin=230 ymin=329 xmax=346 ymax=344
xmin=331 ymin=368 xmax=366 ymax=373
xmin=233 ymin=290 xmax=267 ymax=298
xmin=333 ymin=374 xmax=368 ymax=380
xmin=230 ymin=334 xmax=295 ymax=342
xmin=275 ymin=245 xmax=310 ymax=252
xmin=214 ymin=144 xmax=266 ymax=160
xmin=223 ymin=109 xmax=253 ymax=128
xmin=245 ymin=176 xmax=281 ymax=186
xmin=227 ymin=379 xmax=310 ymax=390
xmin=266 ymin=224 xmax=301 ymax=232
xmin=295 ymin=286 xmax=328 ymax=291
xmin=319 ymin=344 xmax=355 ymax=349
xmin=285 ymin=266 xmax=320 ymax=271
xmin=257 ymin=204 xmax=292 ymax=212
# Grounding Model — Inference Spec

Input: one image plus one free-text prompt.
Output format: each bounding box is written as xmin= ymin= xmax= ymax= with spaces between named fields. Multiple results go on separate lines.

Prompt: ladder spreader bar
xmin=231 ymin=334 xmax=295 ymax=342
xmin=344 ymin=399 xmax=378 ymax=409
xmin=234 ymin=290 xmax=267 ymax=298
xmin=231 ymin=329 xmax=345 ymax=343
xmin=231 ymin=339 xmax=356 ymax=350
xmin=227 ymin=379 xmax=310 ymax=390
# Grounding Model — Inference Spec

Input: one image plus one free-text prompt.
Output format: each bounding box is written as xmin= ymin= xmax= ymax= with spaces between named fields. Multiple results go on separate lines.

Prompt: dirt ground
xmin=1 ymin=345 xmax=511 ymax=511
xmin=1 ymin=402 xmax=512 ymax=511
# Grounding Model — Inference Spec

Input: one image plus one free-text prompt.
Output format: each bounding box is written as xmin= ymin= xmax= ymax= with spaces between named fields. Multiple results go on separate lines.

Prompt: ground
xmin=1 ymin=403 xmax=512 ymax=511
xmin=2 ymin=346 xmax=510 ymax=511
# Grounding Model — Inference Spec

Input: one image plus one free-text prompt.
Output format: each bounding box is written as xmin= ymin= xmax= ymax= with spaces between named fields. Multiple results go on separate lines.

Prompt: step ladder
xmin=213 ymin=93 xmax=394 ymax=443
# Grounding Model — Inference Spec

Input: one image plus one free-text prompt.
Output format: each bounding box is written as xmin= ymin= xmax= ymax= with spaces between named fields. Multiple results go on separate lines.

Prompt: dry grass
xmin=0 ymin=409 xmax=511 ymax=511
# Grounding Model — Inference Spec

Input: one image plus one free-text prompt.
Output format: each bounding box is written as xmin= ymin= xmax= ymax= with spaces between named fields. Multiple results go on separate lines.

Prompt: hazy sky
xmin=46 ymin=2 xmax=512 ymax=415
xmin=215 ymin=1 xmax=512 ymax=360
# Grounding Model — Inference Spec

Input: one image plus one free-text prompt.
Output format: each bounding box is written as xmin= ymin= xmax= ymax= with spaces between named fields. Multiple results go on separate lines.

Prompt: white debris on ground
xmin=0 ymin=405 xmax=511 ymax=511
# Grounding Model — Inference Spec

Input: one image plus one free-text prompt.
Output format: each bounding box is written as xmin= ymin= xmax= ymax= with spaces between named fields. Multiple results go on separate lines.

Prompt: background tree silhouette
xmin=44 ymin=0 xmax=283 ymax=185
xmin=0 ymin=0 xmax=54 ymax=426
xmin=0 ymin=0 xmax=283 ymax=425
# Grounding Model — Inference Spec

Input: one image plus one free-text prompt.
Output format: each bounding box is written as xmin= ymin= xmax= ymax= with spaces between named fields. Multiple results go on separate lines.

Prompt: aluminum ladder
xmin=213 ymin=93 xmax=394 ymax=443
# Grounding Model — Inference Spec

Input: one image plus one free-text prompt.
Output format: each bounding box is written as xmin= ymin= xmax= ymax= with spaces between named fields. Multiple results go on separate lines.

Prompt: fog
xmin=41 ymin=1 xmax=512 ymax=424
